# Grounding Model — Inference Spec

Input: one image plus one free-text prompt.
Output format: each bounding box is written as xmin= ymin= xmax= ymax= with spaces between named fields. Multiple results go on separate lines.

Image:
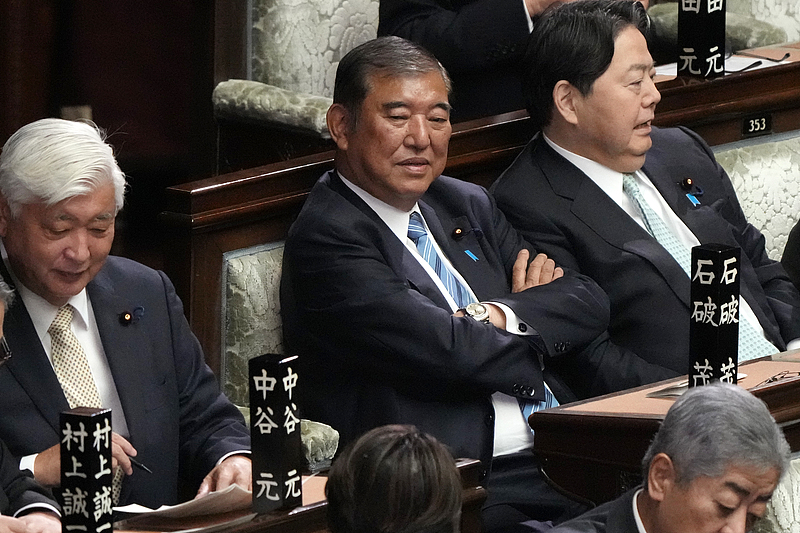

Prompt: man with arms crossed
xmin=281 ymin=35 xmax=619 ymax=532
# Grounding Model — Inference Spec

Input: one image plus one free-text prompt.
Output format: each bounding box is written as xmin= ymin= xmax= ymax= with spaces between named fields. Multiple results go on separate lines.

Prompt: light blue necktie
xmin=407 ymin=211 xmax=558 ymax=429
xmin=622 ymin=174 xmax=778 ymax=361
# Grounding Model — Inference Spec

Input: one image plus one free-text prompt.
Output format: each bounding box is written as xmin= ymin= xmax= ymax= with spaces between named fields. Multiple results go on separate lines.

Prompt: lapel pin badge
xmin=680 ymin=177 xmax=703 ymax=207
xmin=119 ymin=306 xmax=145 ymax=326
xmin=464 ymin=250 xmax=479 ymax=262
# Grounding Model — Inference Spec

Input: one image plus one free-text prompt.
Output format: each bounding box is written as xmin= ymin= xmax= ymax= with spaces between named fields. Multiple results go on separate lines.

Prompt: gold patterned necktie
xmin=49 ymin=305 xmax=102 ymax=409
xmin=48 ymin=304 xmax=123 ymax=503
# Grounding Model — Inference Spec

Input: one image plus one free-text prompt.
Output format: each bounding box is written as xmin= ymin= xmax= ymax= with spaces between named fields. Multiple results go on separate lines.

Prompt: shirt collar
xmin=542 ymin=132 xmax=633 ymax=207
xmin=338 ymin=171 xmax=420 ymax=243
xmin=632 ymin=489 xmax=649 ymax=533
xmin=1 ymin=239 xmax=90 ymax=335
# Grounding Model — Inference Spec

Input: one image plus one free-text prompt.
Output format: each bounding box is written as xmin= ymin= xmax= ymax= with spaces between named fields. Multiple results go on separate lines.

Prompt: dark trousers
xmin=482 ymin=450 xmax=588 ymax=533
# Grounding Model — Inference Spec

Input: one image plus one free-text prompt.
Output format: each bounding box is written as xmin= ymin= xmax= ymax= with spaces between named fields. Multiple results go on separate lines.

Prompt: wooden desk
xmin=117 ymin=458 xmax=487 ymax=533
xmin=530 ymin=356 xmax=800 ymax=506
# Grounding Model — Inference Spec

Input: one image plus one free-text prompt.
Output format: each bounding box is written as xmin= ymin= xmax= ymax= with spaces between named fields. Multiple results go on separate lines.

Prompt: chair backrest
xmin=743 ymin=0 xmax=799 ymax=41
xmin=251 ymin=0 xmax=379 ymax=97
xmin=713 ymin=130 xmax=800 ymax=261
xmin=221 ymin=241 xmax=286 ymax=406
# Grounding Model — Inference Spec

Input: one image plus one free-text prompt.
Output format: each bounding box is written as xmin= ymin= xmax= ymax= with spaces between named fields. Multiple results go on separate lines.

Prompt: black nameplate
xmin=677 ymin=0 xmax=727 ymax=79
xmin=249 ymin=354 xmax=303 ymax=513
xmin=60 ymin=408 xmax=114 ymax=533
xmin=689 ymin=244 xmax=740 ymax=386
xmin=741 ymin=113 xmax=773 ymax=138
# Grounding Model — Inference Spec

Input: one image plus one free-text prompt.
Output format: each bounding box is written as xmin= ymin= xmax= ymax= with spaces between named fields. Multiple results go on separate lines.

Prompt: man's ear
xmin=552 ymin=80 xmax=580 ymax=126
xmin=647 ymin=453 xmax=677 ymax=503
xmin=327 ymin=103 xmax=351 ymax=151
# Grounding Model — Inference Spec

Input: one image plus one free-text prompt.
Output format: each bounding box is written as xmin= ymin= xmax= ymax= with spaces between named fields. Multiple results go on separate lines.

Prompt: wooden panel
xmin=531 ymin=357 xmax=800 ymax=505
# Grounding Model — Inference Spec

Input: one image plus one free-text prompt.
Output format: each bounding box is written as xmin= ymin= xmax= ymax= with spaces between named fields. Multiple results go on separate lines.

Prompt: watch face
xmin=466 ymin=302 xmax=489 ymax=320
xmin=467 ymin=303 xmax=486 ymax=314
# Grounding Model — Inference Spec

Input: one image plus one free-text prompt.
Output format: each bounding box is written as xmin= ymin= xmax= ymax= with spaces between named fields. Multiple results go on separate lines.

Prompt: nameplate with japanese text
xmin=689 ymin=244 xmax=740 ymax=386
xmin=249 ymin=354 xmax=302 ymax=513
xmin=60 ymin=407 xmax=114 ymax=533
xmin=678 ymin=0 xmax=726 ymax=79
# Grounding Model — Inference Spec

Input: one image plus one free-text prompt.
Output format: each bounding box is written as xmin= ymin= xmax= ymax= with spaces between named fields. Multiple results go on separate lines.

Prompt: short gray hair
xmin=333 ymin=36 xmax=452 ymax=126
xmin=0 ymin=118 xmax=127 ymax=217
xmin=642 ymin=383 xmax=790 ymax=486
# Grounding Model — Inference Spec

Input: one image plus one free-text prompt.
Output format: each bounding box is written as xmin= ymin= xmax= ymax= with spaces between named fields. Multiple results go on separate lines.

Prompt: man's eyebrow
xmin=383 ymin=101 xmax=408 ymax=111
xmin=629 ymin=62 xmax=656 ymax=73
xmin=724 ymin=481 xmax=751 ymax=498
xmin=723 ymin=480 xmax=773 ymax=501
xmin=435 ymin=102 xmax=452 ymax=113
xmin=382 ymin=101 xmax=452 ymax=113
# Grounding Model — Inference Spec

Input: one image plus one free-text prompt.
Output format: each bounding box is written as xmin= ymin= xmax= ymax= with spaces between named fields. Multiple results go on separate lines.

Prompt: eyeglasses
xmin=0 ymin=336 xmax=10 ymax=368
xmin=754 ymin=370 xmax=800 ymax=388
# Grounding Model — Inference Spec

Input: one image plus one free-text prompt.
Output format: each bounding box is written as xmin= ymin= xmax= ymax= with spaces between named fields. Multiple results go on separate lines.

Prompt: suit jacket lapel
xmin=85 ymin=270 xmax=148 ymax=447
xmin=0 ymin=261 xmax=68 ymax=435
xmin=419 ymin=201 xmax=508 ymax=301
xmin=535 ymin=138 xmax=692 ymax=306
xmin=642 ymin=161 xmax=778 ymax=338
xmin=327 ymin=172 xmax=453 ymax=310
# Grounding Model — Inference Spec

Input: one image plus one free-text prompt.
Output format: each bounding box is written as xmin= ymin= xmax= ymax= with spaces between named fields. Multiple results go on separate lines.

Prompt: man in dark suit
xmin=377 ymin=0 xmax=537 ymax=122
xmin=281 ymin=35 xmax=616 ymax=531
xmin=0 ymin=118 xmax=251 ymax=508
xmin=378 ymin=0 xmax=660 ymax=123
xmin=548 ymin=383 xmax=789 ymax=533
xmin=0 ymin=277 xmax=61 ymax=533
xmin=491 ymin=0 xmax=800 ymax=390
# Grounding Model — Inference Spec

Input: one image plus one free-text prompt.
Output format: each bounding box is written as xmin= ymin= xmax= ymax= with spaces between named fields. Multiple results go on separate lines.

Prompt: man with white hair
xmin=0 ymin=118 xmax=251 ymax=508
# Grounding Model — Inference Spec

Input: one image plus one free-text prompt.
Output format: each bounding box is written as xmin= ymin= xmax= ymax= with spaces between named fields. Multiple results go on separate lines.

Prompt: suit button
xmin=518 ymin=323 xmax=528 ymax=333
xmin=512 ymin=384 xmax=520 ymax=394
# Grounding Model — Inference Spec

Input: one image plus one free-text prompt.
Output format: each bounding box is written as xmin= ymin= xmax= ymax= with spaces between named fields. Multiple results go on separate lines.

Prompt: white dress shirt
xmin=542 ymin=133 xmax=799 ymax=351
xmin=340 ymin=174 xmax=536 ymax=455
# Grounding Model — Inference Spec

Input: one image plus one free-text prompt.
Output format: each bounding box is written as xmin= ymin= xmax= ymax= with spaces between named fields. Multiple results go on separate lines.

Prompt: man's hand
xmin=195 ymin=455 xmax=252 ymax=499
xmin=0 ymin=513 xmax=60 ymax=533
xmin=34 ymin=432 xmax=137 ymax=487
xmin=14 ymin=513 xmax=61 ymax=533
xmin=110 ymin=433 xmax=137 ymax=476
xmin=512 ymin=250 xmax=563 ymax=293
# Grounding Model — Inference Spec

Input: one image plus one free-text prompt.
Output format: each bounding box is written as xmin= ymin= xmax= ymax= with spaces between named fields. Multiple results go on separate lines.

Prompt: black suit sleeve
xmin=0 ymin=439 xmax=59 ymax=517
xmin=159 ymin=271 xmax=251 ymax=488
xmin=782 ymin=221 xmax=800 ymax=292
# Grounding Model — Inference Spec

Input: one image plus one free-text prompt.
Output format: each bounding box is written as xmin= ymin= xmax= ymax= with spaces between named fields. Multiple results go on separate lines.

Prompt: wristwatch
xmin=461 ymin=302 xmax=490 ymax=323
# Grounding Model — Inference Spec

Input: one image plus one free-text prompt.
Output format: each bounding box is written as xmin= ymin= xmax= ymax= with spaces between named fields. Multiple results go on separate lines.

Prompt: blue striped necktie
xmin=407 ymin=211 xmax=473 ymax=308
xmin=622 ymin=174 xmax=777 ymax=361
xmin=407 ymin=211 xmax=557 ymax=430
